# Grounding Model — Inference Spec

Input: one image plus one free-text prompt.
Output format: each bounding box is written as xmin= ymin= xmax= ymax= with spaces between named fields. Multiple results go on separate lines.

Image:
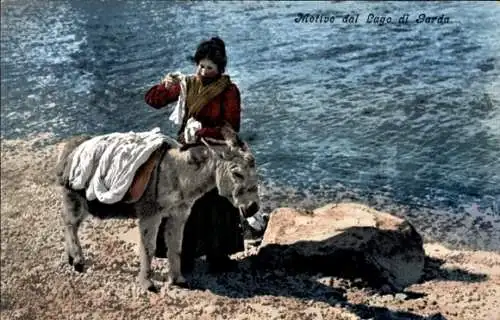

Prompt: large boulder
xmin=255 ymin=202 xmax=425 ymax=292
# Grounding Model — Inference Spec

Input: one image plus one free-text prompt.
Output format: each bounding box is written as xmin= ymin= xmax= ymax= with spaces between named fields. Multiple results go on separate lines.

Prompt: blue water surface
xmin=1 ymin=1 xmax=499 ymax=216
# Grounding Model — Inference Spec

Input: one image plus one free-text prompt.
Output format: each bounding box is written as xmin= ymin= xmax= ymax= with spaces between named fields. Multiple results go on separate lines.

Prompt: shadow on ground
xmin=178 ymin=241 xmax=488 ymax=320
xmin=185 ymin=262 xmax=447 ymax=320
xmin=420 ymin=256 xmax=488 ymax=283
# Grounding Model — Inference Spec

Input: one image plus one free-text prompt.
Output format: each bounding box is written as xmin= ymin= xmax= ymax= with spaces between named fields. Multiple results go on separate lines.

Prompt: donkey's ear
xmin=241 ymin=141 xmax=250 ymax=152
xmin=220 ymin=122 xmax=239 ymax=147
xmin=220 ymin=121 xmax=237 ymax=138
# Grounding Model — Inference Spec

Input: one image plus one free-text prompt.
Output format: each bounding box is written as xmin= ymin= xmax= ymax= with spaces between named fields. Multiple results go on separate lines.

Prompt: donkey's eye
xmin=232 ymin=172 xmax=244 ymax=180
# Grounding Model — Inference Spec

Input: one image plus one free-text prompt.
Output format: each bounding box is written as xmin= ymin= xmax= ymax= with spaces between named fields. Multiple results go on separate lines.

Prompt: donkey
xmin=55 ymin=126 xmax=260 ymax=292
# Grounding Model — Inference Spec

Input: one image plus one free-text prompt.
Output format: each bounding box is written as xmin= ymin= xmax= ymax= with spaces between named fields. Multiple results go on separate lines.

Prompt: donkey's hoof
xmin=169 ymin=275 xmax=188 ymax=288
xmin=147 ymin=284 xmax=159 ymax=293
xmin=68 ymin=254 xmax=84 ymax=272
xmin=139 ymin=278 xmax=156 ymax=292
xmin=73 ymin=263 xmax=84 ymax=273
xmin=176 ymin=281 xmax=190 ymax=289
xmin=172 ymin=280 xmax=190 ymax=289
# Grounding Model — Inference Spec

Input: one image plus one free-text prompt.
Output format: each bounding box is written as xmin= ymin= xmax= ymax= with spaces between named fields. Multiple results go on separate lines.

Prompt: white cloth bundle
xmin=68 ymin=127 xmax=176 ymax=204
xmin=167 ymin=71 xmax=188 ymax=126
xmin=165 ymin=72 xmax=202 ymax=143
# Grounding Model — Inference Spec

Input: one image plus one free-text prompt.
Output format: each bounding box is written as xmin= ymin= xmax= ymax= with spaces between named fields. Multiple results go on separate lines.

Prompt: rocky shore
xmin=1 ymin=135 xmax=499 ymax=320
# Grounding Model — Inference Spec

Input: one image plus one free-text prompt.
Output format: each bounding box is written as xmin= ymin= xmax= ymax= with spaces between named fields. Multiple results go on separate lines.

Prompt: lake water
xmin=1 ymin=1 xmax=499 ymax=222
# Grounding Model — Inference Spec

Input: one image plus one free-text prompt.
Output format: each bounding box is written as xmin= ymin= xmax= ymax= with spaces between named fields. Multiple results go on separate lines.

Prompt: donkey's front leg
xmin=137 ymin=215 xmax=161 ymax=292
xmin=164 ymin=215 xmax=188 ymax=287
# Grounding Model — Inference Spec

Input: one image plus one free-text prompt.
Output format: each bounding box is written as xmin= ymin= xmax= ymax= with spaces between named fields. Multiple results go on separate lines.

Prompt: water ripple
xmin=1 ymin=1 xmax=499 ymax=216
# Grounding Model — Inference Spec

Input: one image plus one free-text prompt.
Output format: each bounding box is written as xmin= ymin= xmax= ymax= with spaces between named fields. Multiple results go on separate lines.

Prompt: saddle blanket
xmin=68 ymin=127 xmax=177 ymax=204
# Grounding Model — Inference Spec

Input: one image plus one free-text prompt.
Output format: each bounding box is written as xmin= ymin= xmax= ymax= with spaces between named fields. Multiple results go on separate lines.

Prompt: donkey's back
xmin=55 ymin=135 xmax=165 ymax=219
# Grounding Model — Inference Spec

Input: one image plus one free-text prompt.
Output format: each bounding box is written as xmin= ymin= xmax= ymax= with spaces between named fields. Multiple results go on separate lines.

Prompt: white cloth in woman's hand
xmin=167 ymin=72 xmax=188 ymax=126
xmin=184 ymin=117 xmax=202 ymax=143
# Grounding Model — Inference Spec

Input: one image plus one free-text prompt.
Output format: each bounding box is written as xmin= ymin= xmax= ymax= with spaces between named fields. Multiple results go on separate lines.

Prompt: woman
xmin=145 ymin=37 xmax=243 ymax=272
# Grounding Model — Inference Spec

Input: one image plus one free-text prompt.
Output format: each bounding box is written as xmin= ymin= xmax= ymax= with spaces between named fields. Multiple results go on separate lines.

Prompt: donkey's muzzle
xmin=241 ymin=202 xmax=259 ymax=218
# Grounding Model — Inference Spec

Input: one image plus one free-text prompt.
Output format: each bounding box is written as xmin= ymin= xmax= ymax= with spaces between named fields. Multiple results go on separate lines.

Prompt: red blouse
xmin=145 ymin=79 xmax=241 ymax=140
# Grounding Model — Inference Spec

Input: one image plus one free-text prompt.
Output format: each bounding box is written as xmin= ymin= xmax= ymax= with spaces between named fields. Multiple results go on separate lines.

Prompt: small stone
xmin=395 ymin=293 xmax=407 ymax=301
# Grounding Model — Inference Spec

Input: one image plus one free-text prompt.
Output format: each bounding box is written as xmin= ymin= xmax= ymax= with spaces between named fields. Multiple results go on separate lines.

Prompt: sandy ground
xmin=1 ymin=135 xmax=499 ymax=320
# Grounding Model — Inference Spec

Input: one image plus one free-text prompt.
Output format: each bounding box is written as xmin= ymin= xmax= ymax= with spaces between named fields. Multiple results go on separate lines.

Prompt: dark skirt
xmin=155 ymin=188 xmax=244 ymax=263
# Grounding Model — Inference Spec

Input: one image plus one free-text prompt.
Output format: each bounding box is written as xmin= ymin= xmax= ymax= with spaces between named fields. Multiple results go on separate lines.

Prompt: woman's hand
xmin=146 ymin=72 xmax=182 ymax=109
xmin=184 ymin=117 xmax=203 ymax=144
xmin=161 ymin=72 xmax=181 ymax=89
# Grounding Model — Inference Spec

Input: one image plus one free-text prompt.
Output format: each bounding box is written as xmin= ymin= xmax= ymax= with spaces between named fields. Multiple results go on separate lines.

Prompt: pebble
xmin=394 ymin=293 xmax=407 ymax=301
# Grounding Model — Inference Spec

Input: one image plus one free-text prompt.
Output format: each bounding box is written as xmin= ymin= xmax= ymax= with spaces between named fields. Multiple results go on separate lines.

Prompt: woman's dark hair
xmin=191 ymin=37 xmax=227 ymax=73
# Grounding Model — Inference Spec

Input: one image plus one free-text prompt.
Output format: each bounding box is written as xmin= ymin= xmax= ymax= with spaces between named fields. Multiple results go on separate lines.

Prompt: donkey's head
xmin=201 ymin=125 xmax=260 ymax=218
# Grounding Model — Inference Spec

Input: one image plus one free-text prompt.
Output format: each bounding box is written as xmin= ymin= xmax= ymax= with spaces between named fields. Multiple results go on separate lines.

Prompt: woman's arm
xmin=144 ymin=82 xmax=181 ymax=109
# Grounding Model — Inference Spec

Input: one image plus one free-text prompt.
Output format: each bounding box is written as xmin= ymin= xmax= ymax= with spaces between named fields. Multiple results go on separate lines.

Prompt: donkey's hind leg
xmin=61 ymin=189 xmax=87 ymax=272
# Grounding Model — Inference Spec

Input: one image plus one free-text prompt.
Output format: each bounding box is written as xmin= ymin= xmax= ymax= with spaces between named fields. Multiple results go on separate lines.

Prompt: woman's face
xmin=196 ymin=58 xmax=219 ymax=78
